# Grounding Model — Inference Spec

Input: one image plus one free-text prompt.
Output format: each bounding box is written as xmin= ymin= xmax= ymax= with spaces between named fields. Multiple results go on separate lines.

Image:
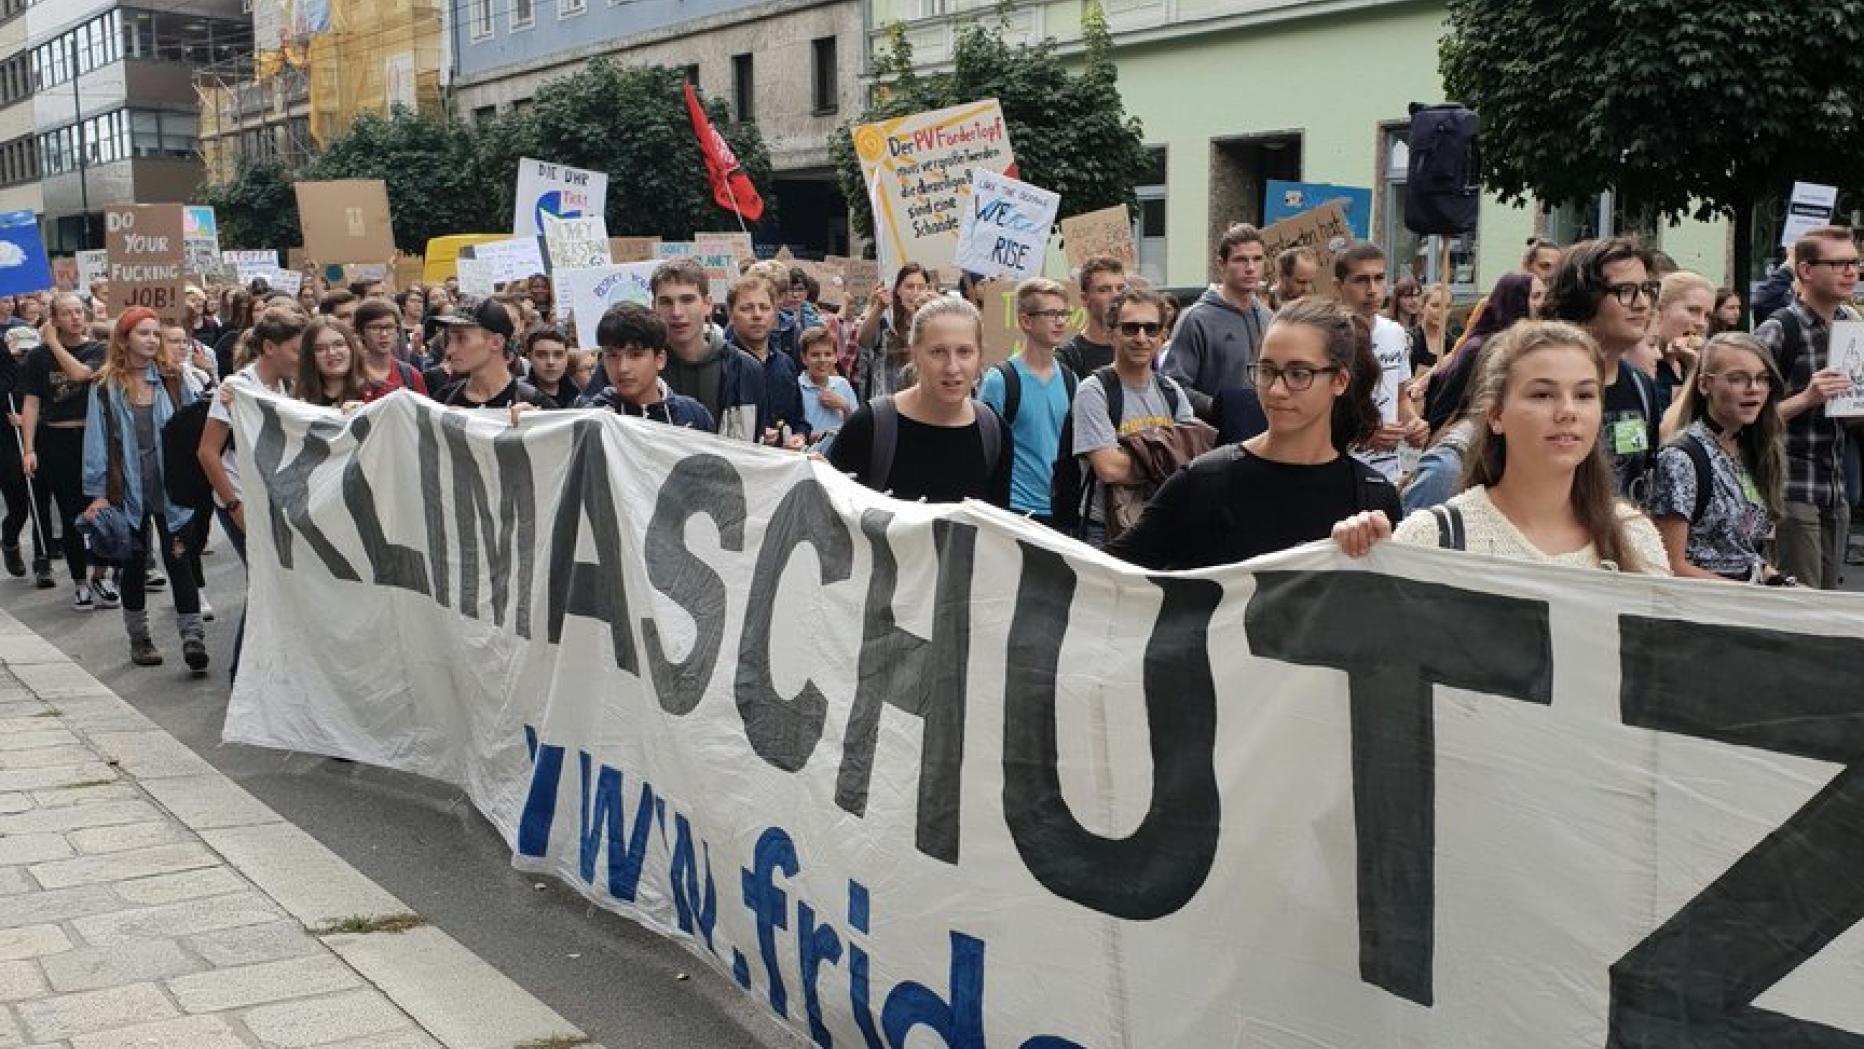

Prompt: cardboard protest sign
xmin=294 ymin=180 xmax=395 ymax=265
xmin=229 ymin=389 xmax=1864 ymax=1049
xmin=555 ymin=262 xmax=659 ymax=350
xmin=955 ymin=169 xmax=1059 ymax=281
xmin=394 ymin=255 xmax=425 ymax=291
xmin=1258 ymin=201 xmax=1352 ymax=297
xmin=1060 ymin=204 xmax=1137 ymax=272
xmin=343 ymin=263 xmax=390 ymax=288
xmin=977 ymin=278 xmax=1084 ymax=367
xmin=541 ymin=214 xmax=611 ymax=271
xmin=853 ymin=99 xmax=1015 ymax=279
xmin=1265 ymin=180 xmax=1373 ymax=240
xmin=52 ymin=257 xmax=78 ymax=293
xmin=0 ymin=212 xmax=54 ymax=297
xmin=184 ymin=206 xmax=221 ymax=277
xmin=463 ymin=238 xmax=547 ymax=287
xmin=794 ymin=259 xmax=843 ymax=309
xmin=513 ymin=157 xmax=609 ymax=238
xmin=608 ymin=237 xmax=660 ymax=263
xmin=76 ymin=250 xmax=109 ymax=291
xmin=104 ymin=204 xmax=187 ymax=322
xmin=655 ymin=242 xmax=735 ymax=299
xmin=1825 ymin=321 xmax=1864 ymax=418
xmin=844 ymin=258 xmax=880 ymax=301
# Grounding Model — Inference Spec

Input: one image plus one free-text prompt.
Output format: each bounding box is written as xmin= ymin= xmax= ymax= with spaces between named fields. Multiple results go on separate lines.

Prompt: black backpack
xmin=1405 ymin=103 xmax=1481 ymax=236
xmin=860 ymin=395 xmax=1004 ymax=493
xmin=992 ymin=359 xmax=1078 ymax=427
xmin=161 ymin=398 xmax=215 ymax=510
xmin=1049 ymin=366 xmax=1181 ymax=538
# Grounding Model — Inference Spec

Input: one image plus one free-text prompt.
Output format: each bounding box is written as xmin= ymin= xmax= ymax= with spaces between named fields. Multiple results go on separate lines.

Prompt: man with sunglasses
xmin=1546 ymin=238 xmax=1662 ymax=501
xmin=1754 ymin=225 xmax=1861 ymax=589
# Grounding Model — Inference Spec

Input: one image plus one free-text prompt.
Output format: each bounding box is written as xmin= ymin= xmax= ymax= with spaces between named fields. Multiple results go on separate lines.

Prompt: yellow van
xmin=423 ymin=235 xmax=508 ymax=285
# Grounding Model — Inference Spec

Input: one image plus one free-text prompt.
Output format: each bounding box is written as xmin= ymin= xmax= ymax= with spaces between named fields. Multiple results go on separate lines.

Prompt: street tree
xmin=831 ymin=1 xmax=1151 ymax=245
xmin=306 ymin=107 xmax=501 ymax=250
xmin=199 ymin=158 xmax=303 ymax=251
xmin=1441 ymin=0 xmax=1864 ymax=285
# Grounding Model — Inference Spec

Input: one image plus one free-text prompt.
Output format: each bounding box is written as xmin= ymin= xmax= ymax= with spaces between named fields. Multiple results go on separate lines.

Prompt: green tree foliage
xmin=480 ymin=59 xmax=775 ymax=238
xmin=831 ymin=1 xmax=1151 ymax=244
xmin=306 ymin=107 xmax=501 ymax=249
xmin=199 ymin=157 xmax=303 ymax=251
xmin=1441 ymin=0 xmax=1864 ymax=282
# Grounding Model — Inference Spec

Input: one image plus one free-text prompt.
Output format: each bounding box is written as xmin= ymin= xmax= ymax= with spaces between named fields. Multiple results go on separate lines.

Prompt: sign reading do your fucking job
xmin=226 ymin=389 xmax=1864 ymax=1048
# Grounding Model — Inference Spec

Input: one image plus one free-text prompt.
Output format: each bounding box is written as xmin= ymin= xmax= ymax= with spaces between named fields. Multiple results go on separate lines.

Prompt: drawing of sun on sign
xmin=853 ymin=100 xmax=1017 ymax=281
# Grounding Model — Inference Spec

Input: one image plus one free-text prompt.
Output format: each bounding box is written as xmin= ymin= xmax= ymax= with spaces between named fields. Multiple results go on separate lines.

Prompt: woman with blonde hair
xmin=1648 ymin=333 xmax=1789 ymax=582
xmin=1335 ymin=319 xmax=1669 ymax=573
xmin=79 ymin=308 xmax=208 ymax=670
xmin=1649 ymin=270 xmax=1715 ymax=409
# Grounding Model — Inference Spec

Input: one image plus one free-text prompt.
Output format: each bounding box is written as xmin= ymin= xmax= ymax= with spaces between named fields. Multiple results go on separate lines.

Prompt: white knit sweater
xmin=1395 ymin=486 xmax=1672 ymax=575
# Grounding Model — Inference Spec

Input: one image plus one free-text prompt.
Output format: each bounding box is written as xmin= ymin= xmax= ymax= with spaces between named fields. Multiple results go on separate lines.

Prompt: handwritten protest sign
xmin=0 ymin=212 xmax=53 ymax=297
xmin=1826 ymin=321 xmax=1864 ymax=419
xmin=853 ymin=99 xmax=1015 ymax=279
xmin=1265 ymin=180 xmax=1373 ymax=240
xmin=556 ymin=262 xmax=660 ymax=350
xmin=265 ymin=269 xmax=303 ymax=297
xmin=52 ymin=257 xmax=78 ymax=292
xmin=655 ymin=242 xmax=736 ymax=299
xmin=104 ymin=205 xmax=187 ymax=322
xmin=795 ymin=259 xmax=843 ymax=309
xmin=295 ymin=180 xmax=395 ymax=265
xmin=464 ymin=237 xmax=547 ymax=287
xmin=843 ymin=258 xmax=879 ymax=301
xmin=513 ymin=158 xmax=609 ymax=238
xmin=224 ymin=250 xmax=280 ymax=284
xmin=1258 ymin=201 xmax=1353 ymax=297
xmin=76 ymin=249 xmax=108 ymax=290
xmin=608 ymin=237 xmax=660 ymax=263
xmin=955 ymin=170 xmax=1059 ymax=281
xmin=1060 ymin=204 xmax=1136 ymax=272
xmin=184 ymin=206 xmax=221 ymax=278
xmin=541 ymin=214 xmax=611 ymax=271
xmin=230 ymin=389 xmax=1864 ymax=1049
xmin=454 ymin=256 xmax=496 ymax=299
xmin=977 ymin=278 xmax=1084 ymax=366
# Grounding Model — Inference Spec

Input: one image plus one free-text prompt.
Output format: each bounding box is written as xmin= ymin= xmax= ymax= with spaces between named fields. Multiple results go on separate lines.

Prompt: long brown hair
xmin=1676 ymin=333 xmax=1786 ymax=520
xmin=297 ymin=317 xmax=368 ymax=406
xmin=1270 ymin=298 xmax=1381 ymax=451
xmin=1459 ymin=320 xmax=1646 ymax=571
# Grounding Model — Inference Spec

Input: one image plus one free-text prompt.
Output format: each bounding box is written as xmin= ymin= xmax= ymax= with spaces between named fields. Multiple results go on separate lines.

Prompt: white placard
xmin=454 ymin=256 xmax=496 ymax=299
xmin=556 ymin=262 xmax=659 ymax=350
xmin=653 ymin=242 xmax=736 ymax=300
xmin=852 ymin=99 xmax=1015 ymax=279
xmin=264 ymin=269 xmax=302 ymax=297
xmin=512 ymin=157 xmax=610 ymax=238
xmin=954 ymin=168 xmax=1059 ymax=281
xmin=223 ymin=250 xmax=280 ymax=284
xmin=1825 ymin=320 xmax=1864 ymax=418
xmin=1781 ymin=181 xmax=1840 ymax=249
xmin=76 ymin=249 xmax=109 ymax=289
xmin=541 ymin=214 xmax=612 ymax=272
xmin=466 ymin=237 xmax=547 ymax=286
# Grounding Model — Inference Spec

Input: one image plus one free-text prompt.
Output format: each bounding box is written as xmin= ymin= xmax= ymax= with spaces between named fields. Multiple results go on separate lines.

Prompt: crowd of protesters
xmin=0 ymin=218 xmax=1855 ymax=672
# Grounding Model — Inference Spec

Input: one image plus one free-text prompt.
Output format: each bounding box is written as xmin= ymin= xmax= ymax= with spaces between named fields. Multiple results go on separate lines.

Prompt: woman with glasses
xmin=296 ymin=317 xmax=369 ymax=409
xmin=1648 ymin=334 xmax=1789 ymax=581
xmin=1106 ymin=298 xmax=1396 ymax=570
xmin=1386 ymin=275 xmax=1424 ymax=331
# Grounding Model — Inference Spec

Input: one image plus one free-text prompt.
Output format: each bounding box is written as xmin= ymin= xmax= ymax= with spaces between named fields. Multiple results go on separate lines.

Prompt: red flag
xmin=684 ymin=81 xmax=765 ymax=224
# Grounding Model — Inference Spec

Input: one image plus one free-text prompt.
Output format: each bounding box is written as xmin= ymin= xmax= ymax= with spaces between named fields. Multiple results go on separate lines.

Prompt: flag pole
xmin=721 ymin=168 xmax=750 ymax=237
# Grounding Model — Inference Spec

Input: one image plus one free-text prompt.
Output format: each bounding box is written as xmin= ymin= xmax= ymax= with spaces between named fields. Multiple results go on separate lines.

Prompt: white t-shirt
xmin=207 ymin=364 xmax=288 ymax=502
xmin=1355 ymin=314 xmax=1412 ymax=481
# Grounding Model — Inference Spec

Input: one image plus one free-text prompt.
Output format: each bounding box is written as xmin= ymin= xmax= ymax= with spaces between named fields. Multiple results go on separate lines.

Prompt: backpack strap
xmin=1160 ymin=374 xmax=1181 ymax=418
xmin=863 ymin=395 xmax=898 ymax=492
xmin=1429 ymin=504 xmax=1466 ymax=550
xmin=1093 ymin=366 xmax=1123 ymax=430
xmin=1675 ymin=431 xmax=1715 ymax=526
xmin=994 ymin=361 xmax=1021 ymax=425
xmin=976 ymin=403 xmax=1003 ymax=477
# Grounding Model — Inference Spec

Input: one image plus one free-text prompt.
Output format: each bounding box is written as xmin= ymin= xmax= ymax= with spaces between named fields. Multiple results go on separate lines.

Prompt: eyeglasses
xmin=1246 ymin=362 xmax=1341 ymax=391
xmin=313 ymin=341 xmax=349 ymax=356
xmin=363 ymin=322 xmax=399 ymax=334
xmin=1710 ymin=371 xmax=1773 ymax=391
xmin=1023 ymin=309 xmax=1070 ymax=322
xmin=1606 ymin=281 xmax=1663 ymax=307
xmin=1116 ymin=321 xmax=1163 ymax=338
xmin=1806 ymin=257 xmax=1861 ymax=273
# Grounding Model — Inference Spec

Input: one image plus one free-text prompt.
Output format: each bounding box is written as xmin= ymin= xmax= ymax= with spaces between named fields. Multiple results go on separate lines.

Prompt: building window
xmin=1136 ymin=147 xmax=1166 ymax=285
xmin=1381 ymin=125 xmax=1478 ymax=294
xmin=560 ymin=0 xmax=586 ymax=15
xmin=732 ymin=53 xmax=753 ymax=122
xmin=472 ymin=105 xmax=497 ymax=125
xmin=683 ymin=64 xmax=699 ymax=88
xmin=811 ymin=37 xmax=837 ymax=115
xmin=1543 ymin=193 xmax=1660 ymax=249
xmin=510 ymin=0 xmax=534 ymax=29
xmin=471 ymin=0 xmax=493 ymax=39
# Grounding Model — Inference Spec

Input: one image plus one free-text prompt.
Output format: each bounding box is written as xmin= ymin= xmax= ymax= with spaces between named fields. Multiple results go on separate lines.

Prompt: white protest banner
xmin=541 ymin=214 xmax=612 ymax=272
xmin=1782 ymin=181 xmax=1839 ymax=249
xmin=513 ymin=157 xmax=610 ymax=238
xmin=954 ymin=169 xmax=1059 ymax=281
xmin=454 ymin=256 xmax=496 ymax=299
xmin=1826 ymin=320 xmax=1864 ymax=418
xmin=556 ymin=262 xmax=658 ymax=350
xmin=224 ymin=250 xmax=280 ymax=284
xmin=465 ymin=237 xmax=547 ymax=287
xmin=227 ymin=388 xmax=1864 ymax=1049
xmin=655 ymin=242 xmax=736 ymax=299
xmin=853 ymin=99 xmax=1015 ymax=279
xmin=76 ymin=249 xmax=109 ymax=290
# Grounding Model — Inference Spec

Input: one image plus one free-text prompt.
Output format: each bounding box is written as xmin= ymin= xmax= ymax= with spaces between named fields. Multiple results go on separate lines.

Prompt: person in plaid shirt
xmin=1753 ymin=225 xmax=1861 ymax=589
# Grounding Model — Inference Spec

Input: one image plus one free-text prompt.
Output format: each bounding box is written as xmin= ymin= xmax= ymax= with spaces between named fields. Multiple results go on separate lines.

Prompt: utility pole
xmin=69 ymin=34 xmax=91 ymax=250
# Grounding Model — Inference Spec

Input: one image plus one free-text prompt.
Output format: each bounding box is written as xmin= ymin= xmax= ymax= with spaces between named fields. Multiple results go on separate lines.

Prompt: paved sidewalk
xmin=0 ymin=607 xmax=598 ymax=1049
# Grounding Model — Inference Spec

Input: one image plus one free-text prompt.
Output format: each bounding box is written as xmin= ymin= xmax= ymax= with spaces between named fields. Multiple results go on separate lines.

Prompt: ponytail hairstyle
xmin=1270 ymin=297 xmax=1381 ymax=452
xmin=1682 ymin=333 xmax=1786 ymax=521
xmin=1459 ymin=320 xmax=1645 ymax=570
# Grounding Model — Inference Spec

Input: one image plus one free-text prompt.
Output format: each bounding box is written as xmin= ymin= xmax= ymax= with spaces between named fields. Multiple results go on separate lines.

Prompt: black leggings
xmin=35 ymin=427 xmax=87 ymax=581
xmin=122 ymin=512 xmax=199 ymax=617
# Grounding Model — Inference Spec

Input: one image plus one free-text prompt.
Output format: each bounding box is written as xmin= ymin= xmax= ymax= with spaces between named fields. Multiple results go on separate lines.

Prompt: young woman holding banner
xmin=297 ymin=317 xmax=369 ymax=409
xmin=1333 ymin=320 xmax=1670 ymax=573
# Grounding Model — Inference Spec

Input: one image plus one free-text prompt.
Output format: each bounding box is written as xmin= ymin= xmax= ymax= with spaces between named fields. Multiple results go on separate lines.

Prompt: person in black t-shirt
xmin=1055 ymin=256 xmax=1126 ymax=381
xmin=829 ymin=297 xmax=1012 ymax=507
xmin=20 ymin=292 xmax=112 ymax=603
xmin=432 ymin=300 xmax=556 ymax=415
xmin=1107 ymin=298 xmax=1398 ymax=570
xmin=1544 ymin=238 xmax=1662 ymax=503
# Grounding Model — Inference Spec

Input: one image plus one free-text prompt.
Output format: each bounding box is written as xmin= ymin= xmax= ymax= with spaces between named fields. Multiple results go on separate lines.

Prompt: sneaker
xmin=2 ymin=544 xmax=22 ymax=577
xmin=73 ymin=585 xmax=93 ymax=611
xmin=90 ymin=577 xmax=120 ymax=609
xmin=199 ymin=598 xmax=215 ymax=622
xmin=145 ymin=569 xmax=166 ymax=591
xmin=181 ymin=637 xmax=208 ymax=674
xmin=130 ymin=638 xmax=163 ymax=666
xmin=32 ymin=559 xmax=53 ymax=589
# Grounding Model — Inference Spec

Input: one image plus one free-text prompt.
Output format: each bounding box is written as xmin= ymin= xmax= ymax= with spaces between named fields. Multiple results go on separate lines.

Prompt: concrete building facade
xmin=453 ymin=0 xmax=864 ymax=254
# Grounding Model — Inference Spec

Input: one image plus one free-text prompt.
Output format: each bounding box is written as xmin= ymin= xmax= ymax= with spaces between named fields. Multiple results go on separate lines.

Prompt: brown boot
xmin=130 ymin=638 xmax=163 ymax=666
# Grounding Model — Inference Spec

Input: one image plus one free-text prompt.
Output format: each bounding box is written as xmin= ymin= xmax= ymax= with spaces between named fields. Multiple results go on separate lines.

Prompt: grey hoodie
xmin=661 ymin=323 xmax=761 ymax=441
xmin=1162 ymin=286 xmax=1273 ymax=415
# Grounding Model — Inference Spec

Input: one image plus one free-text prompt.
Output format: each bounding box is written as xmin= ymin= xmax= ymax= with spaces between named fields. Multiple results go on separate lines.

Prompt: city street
xmin=0 ymin=533 xmax=784 ymax=1049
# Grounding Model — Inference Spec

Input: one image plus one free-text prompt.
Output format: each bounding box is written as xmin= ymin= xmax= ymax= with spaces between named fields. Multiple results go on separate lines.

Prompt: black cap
xmin=433 ymin=298 xmax=516 ymax=340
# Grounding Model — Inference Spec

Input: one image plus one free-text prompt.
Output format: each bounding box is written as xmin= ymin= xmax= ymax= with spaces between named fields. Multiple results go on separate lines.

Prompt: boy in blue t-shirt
xmin=797 ymin=325 xmax=857 ymax=439
xmin=978 ymin=278 xmax=1076 ymax=525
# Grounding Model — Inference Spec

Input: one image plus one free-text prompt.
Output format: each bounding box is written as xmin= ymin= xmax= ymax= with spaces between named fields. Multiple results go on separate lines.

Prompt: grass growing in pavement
xmin=29 ymin=708 xmax=58 ymax=717
xmin=310 ymin=913 xmax=429 ymax=936
xmin=514 ymin=1036 xmax=593 ymax=1049
xmin=60 ymin=779 xmax=117 ymax=790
